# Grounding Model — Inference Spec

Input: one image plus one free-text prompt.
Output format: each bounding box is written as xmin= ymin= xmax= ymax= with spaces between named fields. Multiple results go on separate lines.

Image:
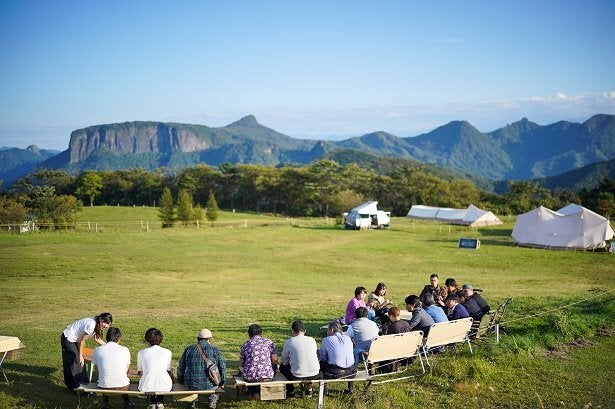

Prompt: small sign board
xmin=459 ymin=238 xmax=480 ymax=249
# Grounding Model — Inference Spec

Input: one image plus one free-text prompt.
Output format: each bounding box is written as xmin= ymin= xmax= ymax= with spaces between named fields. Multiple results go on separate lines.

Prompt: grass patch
xmin=0 ymin=207 xmax=613 ymax=408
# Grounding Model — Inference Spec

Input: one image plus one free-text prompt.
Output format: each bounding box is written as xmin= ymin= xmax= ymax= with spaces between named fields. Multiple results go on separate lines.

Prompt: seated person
xmin=404 ymin=295 xmax=435 ymax=336
xmin=240 ymin=324 xmax=278 ymax=400
xmin=382 ymin=306 xmax=411 ymax=335
xmin=177 ymin=328 xmax=226 ymax=409
xmin=459 ymin=289 xmax=484 ymax=321
xmin=462 ymin=284 xmax=490 ymax=314
xmin=421 ymin=294 xmax=449 ymax=323
xmin=367 ymin=283 xmax=392 ymax=322
xmin=366 ymin=299 xmax=379 ymax=322
xmin=444 ymin=278 xmax=462 ymax=296
xmin=445 ymin=293 xmax=470 ymax=320
xmin=345 ymin=286 xmax=367 ymax=325
xmin=92 ymin=327 xmax=133 ymax=409
xmin=280 ymin=320 xmax=321 ymax=397
xmin=138 ymin=328 xmax=174 ymax=409
xmin=346 ymin=307 xmax=380 ymax=371
xmin=319 ymin=321 xmax=356 ymax=394
xmin=419 ymin=274 xmax=448 ymax=308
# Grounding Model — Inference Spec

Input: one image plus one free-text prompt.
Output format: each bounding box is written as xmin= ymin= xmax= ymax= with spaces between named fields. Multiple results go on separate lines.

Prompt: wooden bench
xmin=421 ymin=317 xmax=474 ymax=366
xmin=75 ymin=382 xmax=218 ymax=409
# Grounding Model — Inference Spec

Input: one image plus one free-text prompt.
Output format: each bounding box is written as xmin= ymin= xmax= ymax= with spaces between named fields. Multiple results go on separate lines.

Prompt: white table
xmin=0 ymin=336 xmax=26 ymax=382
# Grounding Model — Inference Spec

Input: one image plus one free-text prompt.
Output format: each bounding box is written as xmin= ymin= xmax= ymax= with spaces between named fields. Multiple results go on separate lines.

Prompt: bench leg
xmin=317 ymin=381 xmax=325 ymax=409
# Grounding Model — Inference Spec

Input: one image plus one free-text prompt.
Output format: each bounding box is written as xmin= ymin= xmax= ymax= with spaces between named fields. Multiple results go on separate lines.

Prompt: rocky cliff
xmin=68 ymin=122 xmax=211 ymax=163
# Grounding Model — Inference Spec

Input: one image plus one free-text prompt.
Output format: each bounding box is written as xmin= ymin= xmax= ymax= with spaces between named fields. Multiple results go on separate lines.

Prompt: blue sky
xmin=1 ymin=0 xmax=614 ymax=150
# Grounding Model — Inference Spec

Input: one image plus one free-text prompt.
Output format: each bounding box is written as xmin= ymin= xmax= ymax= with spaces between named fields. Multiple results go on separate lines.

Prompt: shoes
xmin=149 ymin=405 xmax=157 ymax=409
xmin=157 ymin=404 xmax=164 ymax=409
xmin=306 ymin=388 xmax=314 ymax=397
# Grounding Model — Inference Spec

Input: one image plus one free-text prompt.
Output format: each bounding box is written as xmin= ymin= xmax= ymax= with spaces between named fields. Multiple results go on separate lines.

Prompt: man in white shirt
xmin=280 ymin=320 xmax=321 ymax=397
xmin=346 ymin=307 xmax=380 ymax=371
xmin=92 ymin=327 xmax=133 ymax=409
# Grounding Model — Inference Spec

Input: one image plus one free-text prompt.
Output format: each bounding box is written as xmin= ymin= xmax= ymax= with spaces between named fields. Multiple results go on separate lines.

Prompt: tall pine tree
xmin=206 ymin=190 xmax=219 ymax=227
xmin=177 ymin=189 xmax=193 ymax=226
xmin=158 ymin=187 xmax=175 ymax=228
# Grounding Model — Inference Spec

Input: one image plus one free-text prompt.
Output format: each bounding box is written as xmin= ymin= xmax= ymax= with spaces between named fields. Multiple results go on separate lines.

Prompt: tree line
xmin=1 ymin=160 xmax=613 ymax=229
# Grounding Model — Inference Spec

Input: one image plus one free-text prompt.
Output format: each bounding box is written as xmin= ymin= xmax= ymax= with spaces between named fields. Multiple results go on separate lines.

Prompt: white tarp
xmin=511 ymin=204 xmax=614 ymax=250
xmin=406 ymin=204 xmax=503 ymax=227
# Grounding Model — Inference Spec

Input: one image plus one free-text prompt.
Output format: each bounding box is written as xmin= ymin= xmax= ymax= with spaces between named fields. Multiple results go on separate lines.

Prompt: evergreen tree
xmin=206 ymin=190 xmax=219 ymax=226
xmin=158 ymin=187 xmax=175 ymax=228
xmin=176 ymin=189 xmax=193 ymax=226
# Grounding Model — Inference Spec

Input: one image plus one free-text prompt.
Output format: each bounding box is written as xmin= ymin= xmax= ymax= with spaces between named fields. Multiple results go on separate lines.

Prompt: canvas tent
xmin=406 ymin=204 xmax=503 ymax=227
xmin=511 ymin=204 xmax=614 ymax=250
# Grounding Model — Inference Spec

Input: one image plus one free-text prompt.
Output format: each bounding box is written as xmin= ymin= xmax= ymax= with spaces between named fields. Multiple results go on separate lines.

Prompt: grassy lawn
xmin=0 ymin=206 xmax=613 ymax=408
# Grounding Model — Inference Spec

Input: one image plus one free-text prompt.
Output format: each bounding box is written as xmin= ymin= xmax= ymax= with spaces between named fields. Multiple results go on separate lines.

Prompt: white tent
xmin=511 ymin=204 xmax=614 ymax=250
xmin=406 ymin=204 xmax=503 ymax=227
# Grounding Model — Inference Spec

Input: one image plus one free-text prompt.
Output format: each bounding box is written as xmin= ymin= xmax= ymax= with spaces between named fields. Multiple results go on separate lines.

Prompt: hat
xmin=197 ymin=328 xmax=213 ymax=339
xmin=462 ymin=284 xmax=473 ymax=290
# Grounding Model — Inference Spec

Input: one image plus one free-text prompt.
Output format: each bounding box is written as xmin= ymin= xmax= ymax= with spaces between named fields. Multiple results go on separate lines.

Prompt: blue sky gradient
xmin=1 ymin=0 xmax=614 ymax=149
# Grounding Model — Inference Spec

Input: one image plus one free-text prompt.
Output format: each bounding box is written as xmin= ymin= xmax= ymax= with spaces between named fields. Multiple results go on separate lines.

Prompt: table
xmin=0 ymin=336 xmax=26 ymax=382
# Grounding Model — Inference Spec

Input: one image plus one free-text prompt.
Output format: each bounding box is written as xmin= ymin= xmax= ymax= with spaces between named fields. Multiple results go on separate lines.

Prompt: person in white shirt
xmin=92 ymin=327 xmax=133 ymax=409
xmin=137 ymin=328 xmax=174 ymax=409
xmin=60 ymin=312 xmax=113 ymax=392
xmin=280 ymin=320 xmax=321 ymax=397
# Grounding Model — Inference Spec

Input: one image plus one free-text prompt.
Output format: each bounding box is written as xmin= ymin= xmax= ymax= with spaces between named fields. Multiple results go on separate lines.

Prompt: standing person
xmin=178 ymin=329 xmax=226 ymax=409
xmin=462 ymin=284 xmax=491 ymax=314
xmin=92 ymin=327 xmax=133 ymax=409
xmin=445 ymin=294 xmax=470 ymax=320
xmin=419 ymin=274 xmax=448 ymax=308
xmin=404 ymin=295 xmax=435 ymax=336
xmin=367 ymin=283 xmax=392 ymax=323
xmin=240 ymin=324 xmax=278 ymax=400
xmin=319 ymin=321 xmax=356 ymax=394
xmin=280 ymin=320 xmax=321 ymax=398
xmin=345 ymin=287 xmax=367 ymax=325
xmin=137 ymin=328 xmax=174 ymax=409
xmin=60 ymin=312 xmax=113 ymax=392
xmin=346 ymin=307 xmax=380 ymax=372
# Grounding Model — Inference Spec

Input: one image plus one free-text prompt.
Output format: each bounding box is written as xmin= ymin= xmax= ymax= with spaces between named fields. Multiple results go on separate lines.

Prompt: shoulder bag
xmin=196 ymin=342 xmax=222 ymax=386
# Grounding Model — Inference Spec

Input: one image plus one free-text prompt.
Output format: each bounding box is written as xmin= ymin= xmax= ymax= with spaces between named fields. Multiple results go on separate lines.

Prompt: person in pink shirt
xmin=344 ymin=287 xmax=367 ymax=324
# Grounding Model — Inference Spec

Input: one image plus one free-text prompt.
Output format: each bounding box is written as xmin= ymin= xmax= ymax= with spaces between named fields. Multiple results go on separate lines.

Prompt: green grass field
xmin=0 ymin=206 xmax=613 ymax=408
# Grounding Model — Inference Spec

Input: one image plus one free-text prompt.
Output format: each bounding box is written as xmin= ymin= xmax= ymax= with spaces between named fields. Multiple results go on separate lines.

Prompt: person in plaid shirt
xmin=177 ymin=329 xmax=226 ymax=409
xmin=240 ymin=324 xmax=278 ymax=400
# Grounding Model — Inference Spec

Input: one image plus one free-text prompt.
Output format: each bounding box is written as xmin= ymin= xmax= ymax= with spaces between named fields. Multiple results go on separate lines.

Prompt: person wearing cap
xmin=459 ymin=289 xmax=484 ymax=321
xmin=445 ymin=293 xmax=470 ymax=320
xmin=419 ymin=274 xmax=448 ymax=308
xmin=462 ymin=284 xmax=491 ymax=314
xmin=280 ymin=320 xmax=321 ymax=397
xmin=240 ymin=324 xmax=278 ymax=400
xmin=177 ymin=328 xmax=226 ymax=409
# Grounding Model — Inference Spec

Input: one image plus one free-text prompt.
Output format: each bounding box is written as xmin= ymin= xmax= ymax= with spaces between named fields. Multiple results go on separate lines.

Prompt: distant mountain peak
xmin=26 ymin=145 xmax=40 ymax=153
xmin=227 ymin=115 xmax=260 ymax=128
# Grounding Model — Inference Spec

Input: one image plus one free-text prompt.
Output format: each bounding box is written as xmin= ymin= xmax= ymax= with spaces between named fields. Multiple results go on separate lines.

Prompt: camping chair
xmin=421 ymin=318 xmax=473 ymax=366
xmin=361 ymin=331 xmax=425 ymax=383
xmin=470 ymin=312 xmax=494 ymax=340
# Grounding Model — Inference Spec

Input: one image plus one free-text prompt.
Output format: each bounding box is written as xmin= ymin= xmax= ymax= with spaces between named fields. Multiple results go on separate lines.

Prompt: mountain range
xmin=1 ymin=114 xmax=614 ymax=190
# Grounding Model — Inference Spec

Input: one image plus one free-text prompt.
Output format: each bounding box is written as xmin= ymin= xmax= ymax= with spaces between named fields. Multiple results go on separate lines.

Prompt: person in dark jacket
xmin=404 ymin=295 xmax=435 ymax=336
xmin=459 ymin=289 xmax=483 ymax=321
xmin=462 ymin=284 xmax=490 ymax=314
xmin=445 ymin=294 xmax=470 ymax=320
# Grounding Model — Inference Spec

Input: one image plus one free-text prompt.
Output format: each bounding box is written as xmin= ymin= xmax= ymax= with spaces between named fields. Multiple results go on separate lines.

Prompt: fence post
xmin=146 ymin=222 xmax=149 ymax=232
xmin=95 ymin=223 xmax=98 ymax=233
xmin=196 ymin=220 xmax=199 ymax=229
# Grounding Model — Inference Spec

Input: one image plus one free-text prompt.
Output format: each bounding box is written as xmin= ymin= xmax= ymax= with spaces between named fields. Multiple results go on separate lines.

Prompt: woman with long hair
xmin=60 ymin=312 xmax=113 ymax=392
